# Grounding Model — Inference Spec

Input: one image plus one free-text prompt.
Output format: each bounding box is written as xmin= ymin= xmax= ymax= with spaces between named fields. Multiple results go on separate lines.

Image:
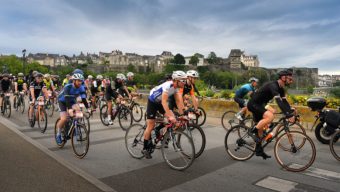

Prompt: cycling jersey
xmin=52 ymin=79 xmax=60 ymax=90
xmin=235 ymin=84 xmax=255 ymax=98
xmin=29 ymin=81 xmax=46 ymax=99
xmin=16 ymin=78 xmax=26 ymax=92
xmin=149 ymin=81 xmax=178 ymax=103
xmin=250 ymin=81 xmax=284 ymax=105
xmin=0 ymin=80 xmax=12 ymax=93
xmin=43 ymin=79 xmax=54 ymax=90
xmin=58 ymin=83 xmax=87 ymax=107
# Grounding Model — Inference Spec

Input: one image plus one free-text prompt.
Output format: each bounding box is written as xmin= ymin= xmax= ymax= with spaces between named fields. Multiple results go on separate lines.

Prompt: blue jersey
xmin=58 ymin=83 xmax=87 ymax=105
xmin=235 ymin=84 xmax=255 ymax=98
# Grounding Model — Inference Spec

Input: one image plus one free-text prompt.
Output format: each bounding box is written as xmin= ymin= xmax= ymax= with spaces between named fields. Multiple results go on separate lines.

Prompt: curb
xmin=0 ymin=116 xmax=115 ymax=192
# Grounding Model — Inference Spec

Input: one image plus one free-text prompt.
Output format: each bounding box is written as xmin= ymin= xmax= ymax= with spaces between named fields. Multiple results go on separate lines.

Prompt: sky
xmin=1 ymin=0 xmax=340 ymax=75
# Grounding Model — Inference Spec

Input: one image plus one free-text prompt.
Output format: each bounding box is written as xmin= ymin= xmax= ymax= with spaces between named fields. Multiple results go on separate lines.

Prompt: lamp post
xmin=22 ymin=49 xmax=26 ymax=75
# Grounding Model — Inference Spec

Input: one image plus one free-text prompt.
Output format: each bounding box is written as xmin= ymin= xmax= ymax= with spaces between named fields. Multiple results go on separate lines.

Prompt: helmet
xmin=35 ymin=73 xmax=43 ymax=78
xmin=249 ymin=77 xmax=259 ymax=83
xmin=18 ymin=73 xmax=24 ymax=77
xmin=72 ymin=69 xmax=84 ymax=75
xmin=127 ymin=72 xmax=134 ymax=77
xmin=88 ymin=75 xmax=93 ymax=79
xmin=44 ymin=73 xmax=51 ymax=78
xmin=172 ymin=71 xmax=187 ymax=80
xmin=72 ymin=73 xmax=84 ymax=80
xmin=278 ymin=70 xmax=293 ymax=77
xmin=116 ymin=73 xmax=126 ymax=80
xmin=96 ymin=75 xmax=103 ymax=80
xmin=3 ymin=73 xmax=9 ymax=78
xmin=32 ymin=71 xmax=38 ymax=77
xmin=186 ymin=70 xmax=199 ymax=78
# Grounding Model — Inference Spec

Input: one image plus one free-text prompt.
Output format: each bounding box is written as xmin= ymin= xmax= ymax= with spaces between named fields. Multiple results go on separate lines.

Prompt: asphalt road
xmin=0 ymin=100 xmax=339 ymax=192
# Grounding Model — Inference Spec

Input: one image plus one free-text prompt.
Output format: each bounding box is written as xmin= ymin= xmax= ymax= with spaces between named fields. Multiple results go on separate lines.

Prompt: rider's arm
xmin=174 ymin=91 xmax=185 ymax=115
xmin=193 ymin=84 xmax=200 ymax=96
xmin=190 ymin=88 xmax=198 ymax=111
xmin=274 ymin=96 xmax=293 ymax=117
xmin=30 ymin=86 xmax=35 ymax=101
xmin=80 ymin=87 xmax=89 ymax=108
xmin=14 ymin=82 xmax=18 ymax=93
xmin=161 ymin=92 xmax=174 ymax=118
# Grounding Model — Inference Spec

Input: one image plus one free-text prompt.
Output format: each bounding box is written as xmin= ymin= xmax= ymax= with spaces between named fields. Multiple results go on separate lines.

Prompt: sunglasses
xmin=178 ymin=79 xmax=186 ymax=83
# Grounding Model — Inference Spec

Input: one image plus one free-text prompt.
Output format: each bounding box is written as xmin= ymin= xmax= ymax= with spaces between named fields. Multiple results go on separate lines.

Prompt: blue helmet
xmin=72 ymin=69 xmax=84 ymax=75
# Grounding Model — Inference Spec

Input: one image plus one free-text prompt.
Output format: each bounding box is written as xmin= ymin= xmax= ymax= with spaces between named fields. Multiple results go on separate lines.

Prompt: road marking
xmin=291 ymin=164 xmax=340 ymax=183
xmin=0 ymin=117 xmax=116 ymax=192
xmin=255 ymin=176 xmax=298 ymax=192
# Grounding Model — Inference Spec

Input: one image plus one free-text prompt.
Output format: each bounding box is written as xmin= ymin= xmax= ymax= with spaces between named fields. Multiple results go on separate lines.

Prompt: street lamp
xmin=22 ymin=49 xmax=26 ymax=75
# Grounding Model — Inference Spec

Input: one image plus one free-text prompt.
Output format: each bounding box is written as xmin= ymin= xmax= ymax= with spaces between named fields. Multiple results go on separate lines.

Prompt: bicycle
xmin=45 ymin=90 xmax=55 ymax=117
xmin=100 ymin=98 xmax=133 ymax=131
xmin=14 ymin=91 xmax=25 ymax=114
xmin=54 ymin=103 xmax=90 ymax=159
xmin=221 ymin=110 xmax=254 ymax=131
xmin=329 ymin=129 xmax=340 ymax=161
xmin=224 ymin=115 xmax=316 ymax=172
xmin=27 ymin=97 xmax=48 ymax=133
xmin=127 ymin=95 xmax=143 ymax=122
xmin=125 ymin=116 xmax=195 ymax=171
xmin=1 ymin=92 xmax=12 ymax=118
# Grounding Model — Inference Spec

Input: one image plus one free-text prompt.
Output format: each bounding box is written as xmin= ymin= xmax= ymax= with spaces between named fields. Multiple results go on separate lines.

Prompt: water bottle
xmin=264 ymin=132 xmax=274 ymax=142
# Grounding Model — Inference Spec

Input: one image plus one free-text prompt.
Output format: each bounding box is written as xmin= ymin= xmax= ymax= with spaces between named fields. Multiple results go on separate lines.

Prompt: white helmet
xmin=249 ymin=77 xmax=259 ymax=83
xmin=116 ymin=73 xmax=126 ymax=80
xmin=186 ymin=70 xmax=199 ymax=78
xmin=127 ymin=72 xmax=134 ymax=77
xmin=88 ymin=75 xmax=93 ymax=79
xmin=96 ymin=75 xmax=103 ymax=80
xmin=44 ymin=73 xmax=51 ymax=78
xmin=172 ymin=71 xmax=187 ymax=80
xmin=72 ymin=73 xmax=84 ymax=80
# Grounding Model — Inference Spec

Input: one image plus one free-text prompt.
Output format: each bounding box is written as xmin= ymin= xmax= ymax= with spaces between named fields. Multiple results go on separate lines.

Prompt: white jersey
xmin=149 ymin=81 xmax=177 ymax=103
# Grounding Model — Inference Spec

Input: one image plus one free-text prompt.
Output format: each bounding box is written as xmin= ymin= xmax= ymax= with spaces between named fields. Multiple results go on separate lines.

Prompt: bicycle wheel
xmin=46 ymin=100 xmax=54 ymax=117
xmin=178 ymin=123 xmax=206 ymax=158
xmin=37 ymin=108 xmax=48 ymax=133
xmin=118 ymin=106 xmax=133 ymax=131
xmin=195 ymin=107 xmax=206 ymax=126
xmin=330 ymin=130 xmax=340 ymax=161
xmin=275 ymin=123 xmax=307 ymax=151
xmin=71 ymin=123 xmax=89 ymax=159
xmin=54 ymin=118 xmax=67 ymax=148
xmin=125 ymin=124 xmax=145 ymax=159
xmin=27 ymin=105 xmax=35 ymax=128
xmin=221 ymin=111 xmax=238 ymax=131
xmin=274 ymin=131 xmax=316 ymax=172
xmin=100 ymin=104 xmax=109 ymax=126
xmin=161 ymin=130 xmax=195 ymax=171
xmin=225 ymin=125 xmax=255 ymax=161
xmin=20 ymin=96 xmax=25 ymax=114
xmin=4 ymin=99 xmax=11 ymax=118
xmin=131 ymin=103 xmax=143 ymax=122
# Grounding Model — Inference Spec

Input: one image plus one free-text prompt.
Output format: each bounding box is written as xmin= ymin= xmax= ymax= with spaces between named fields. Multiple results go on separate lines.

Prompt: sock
xmin=108 ymin=115 xmax=112 ymax=121
xmin=143 ymin=139 xmax=149 ymax=150
xmin=57 ymin=127 xmax=61 ymax=135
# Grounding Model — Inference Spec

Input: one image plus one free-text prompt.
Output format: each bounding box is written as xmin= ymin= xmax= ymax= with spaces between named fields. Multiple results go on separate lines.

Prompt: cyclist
xmin=90 ymin=75 xmax=104 ymax=111
xmin=85 ymin=75 xmax=93 ymax=96
xmin=126 ymin=72 xmax=138 ymax=94
xmin=234 ymin=77 xmax=259 ymax=120
xmin=29 ymin=73 xmax=48 ymax=121
xmin=247 ymin=70 xmax=295 ymax=159
xmin=142 ymin=71 xmax=187 ymax=159
xmin=113 ymin=73 xmax=131 ymax=99
xmin=55 ymin=73 xmax=90 ymax=144
xmin=0 ymin=73 xmax=12 ymax=113
xmin=13 ymin=72 xmax=28 ymax=108
xmin=62 ymin=74 xmax=71 ymax=87
xmin=43 ymin=73 xmax=55 ymax=102
xmin=52 ymin=75 xmax=61 ymax=91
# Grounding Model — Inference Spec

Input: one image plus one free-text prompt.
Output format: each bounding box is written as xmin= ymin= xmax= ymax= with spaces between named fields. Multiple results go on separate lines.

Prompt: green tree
xmin=164 ymin=63 xmax=187 ymax=73
xmin=207 ymin=52 xmax=217 ymax=64
xmin=189 ymin=55 xmax=199 ymax=66
xmin=127 ymin=63 xmax=137 ymax=73
xmin=330 ymin=87 xmax=340 ymax=98
xmin=334 ymin=80 xmax=340 ymax=87
xmin=172 ymin=53 xmax=185 ymax=64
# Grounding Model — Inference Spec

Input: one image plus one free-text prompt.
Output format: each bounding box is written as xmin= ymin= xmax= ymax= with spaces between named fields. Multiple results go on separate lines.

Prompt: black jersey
xmin=0 ymin=80 xmax=12 ymax=92
xmin=250 ymin=81 xmax=285 ymax=105
xmin=16 ymin=78 xmax=26 ymax=91
xmin=30 ymin=81 xmax=46 ymax=98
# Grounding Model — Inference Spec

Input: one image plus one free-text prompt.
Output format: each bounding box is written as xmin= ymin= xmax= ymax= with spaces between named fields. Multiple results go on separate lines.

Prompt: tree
xmin=207 ymin=52 xmax=217 ymax=64
xmin=189 ymin=55 xmax=199 ymax=66
xmin=172 ymin=53 xmax=185 ymax=64
xmin=127 ymin=63 xmax=137 ymax=73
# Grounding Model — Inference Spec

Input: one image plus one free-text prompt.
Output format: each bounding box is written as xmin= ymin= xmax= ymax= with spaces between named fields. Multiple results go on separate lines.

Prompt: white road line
xmin=255 ymin=176 xmax=298 ymax=192
xmin=292 ymin=164 xmax=340 ymax=182
xmin=0 ymin=116 xmax=116 ymax=192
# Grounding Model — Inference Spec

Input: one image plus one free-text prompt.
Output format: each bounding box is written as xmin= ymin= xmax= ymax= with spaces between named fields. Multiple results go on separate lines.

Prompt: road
xmin=0 ymin=102 xmax=339 ymax=192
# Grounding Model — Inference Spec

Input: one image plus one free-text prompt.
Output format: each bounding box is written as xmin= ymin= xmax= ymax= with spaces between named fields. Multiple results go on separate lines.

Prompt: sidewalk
xmin=0 ymin=123 xmax=103 ymax=192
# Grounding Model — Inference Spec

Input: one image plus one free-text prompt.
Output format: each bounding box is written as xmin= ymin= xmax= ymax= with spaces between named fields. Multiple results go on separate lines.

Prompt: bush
xmin=205 ymin=89 xmax=215 ymax=97
xmin=330 ymin=87 xmax=340 ymax=98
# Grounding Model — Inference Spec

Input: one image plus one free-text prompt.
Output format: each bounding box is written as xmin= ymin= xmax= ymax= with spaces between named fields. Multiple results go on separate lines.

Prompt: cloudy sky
xmin=1 ymin=0 xmax=340 ymax=74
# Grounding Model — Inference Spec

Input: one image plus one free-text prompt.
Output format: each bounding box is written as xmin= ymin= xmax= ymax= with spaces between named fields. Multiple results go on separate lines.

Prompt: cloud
xmin=0 ymin=0 xmax=340 ymax=74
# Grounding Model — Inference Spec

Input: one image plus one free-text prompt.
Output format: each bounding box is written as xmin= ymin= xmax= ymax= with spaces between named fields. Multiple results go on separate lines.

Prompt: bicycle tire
xmin=118 ymin=106 xmax=133 ymax=131
xmin=221 ymin=111 xmax=238 ymax=131
xmin=47 ymin=100 xmax=55 ymax=117
xmin=225 ymin=125 xmax=255 ymax=161
xmin=329 ymin=130 xmax=340 ymax=161
xmin=100 ymin=104 xmax=109 ymax=126
xmin=27 ymin=105 xmax=35 ymax=128
xmin=195 ymin=107 xmax=206 ymax=126
xmin=131 ymin=103 xmax=143 ymax=122
xmin=125 ymin=124 xmax=145 ymax=159
xmin=20 ymin=96 xmax=25 ymax=114
xmin=274 ymin=131 xmax=316 ymax=172
xmin=275 ymin=123 xmax=307 ymax=151
xmin=4 ymin=99 xmax=11 ymax=118
xmin=37 ymin=108 xmax=48 ymax=133
xmin=71 ymin=123 xmax=90 ymax=159
xmin=161 ymin=130 xmax=195 ymax=171
xmin=178 ymin=123 xmax=206 ymax=158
